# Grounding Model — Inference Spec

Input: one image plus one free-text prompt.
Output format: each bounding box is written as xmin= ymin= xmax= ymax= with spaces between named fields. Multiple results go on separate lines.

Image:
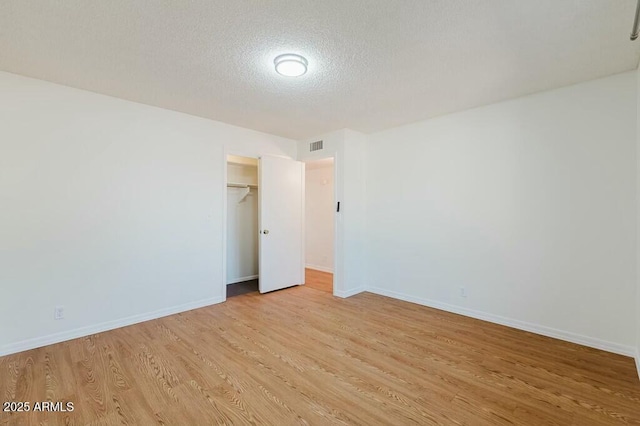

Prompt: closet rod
xmin=227 ymin=183 xmax=258 ymax=188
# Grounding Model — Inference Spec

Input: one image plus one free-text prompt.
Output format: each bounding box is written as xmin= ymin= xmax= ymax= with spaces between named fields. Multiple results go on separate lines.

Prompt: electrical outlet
xmin=459 ymin=287 xmax=467 ymax=298
xmin=54 ymin=306 xmax=64 ymax=320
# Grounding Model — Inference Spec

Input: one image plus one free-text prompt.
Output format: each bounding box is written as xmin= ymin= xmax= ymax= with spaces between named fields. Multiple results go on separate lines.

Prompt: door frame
xmin=302 ymin=154 xmax=339 ymax=297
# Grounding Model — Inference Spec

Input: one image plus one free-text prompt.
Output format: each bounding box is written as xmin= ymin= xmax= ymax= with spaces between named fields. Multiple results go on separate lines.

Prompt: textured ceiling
xmin=1 ymin=1 xmax=639 ymax=139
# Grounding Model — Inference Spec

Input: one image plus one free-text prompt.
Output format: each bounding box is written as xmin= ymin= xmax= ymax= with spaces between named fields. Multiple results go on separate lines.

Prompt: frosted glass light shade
xmin=274 ymin=54 xmax=308 ymax=77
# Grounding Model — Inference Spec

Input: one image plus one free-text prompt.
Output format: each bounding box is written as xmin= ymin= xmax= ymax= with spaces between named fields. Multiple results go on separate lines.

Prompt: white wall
xmin=636 ymin=65 xmax=640 ymax=376
xmin=342 ymin=130 xmax=368 ymax=297
xmin=298 ymin=129 xmax=367 ymax=297
xmin=366 ymin=71 xmax=637 ymax=355
xmin=227 ymin=162 xmax=258 ymax=185
xmin=305 ymin=162 xmax=334 ymax=272
xmin=226 ymin=163 xmax=258 ymax=283
xmin=0 ymin=71 xmax=297 ymax=355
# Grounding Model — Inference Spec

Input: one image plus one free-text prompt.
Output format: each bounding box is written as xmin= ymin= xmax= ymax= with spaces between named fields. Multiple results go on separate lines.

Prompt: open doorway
xmin=226 ymin=155 xmax=259 ymax=298
xmin=304 ymin=158 xmax=335 ymax=293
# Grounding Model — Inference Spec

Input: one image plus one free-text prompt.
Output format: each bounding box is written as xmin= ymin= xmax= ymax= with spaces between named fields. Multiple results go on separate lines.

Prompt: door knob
xmin=263 ymin=229 xmax=269 ymax=235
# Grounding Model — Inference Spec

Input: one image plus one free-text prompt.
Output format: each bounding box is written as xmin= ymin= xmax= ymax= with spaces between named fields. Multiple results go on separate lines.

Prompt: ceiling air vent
xmin=309 ymin=140 xmax=323 ymax=152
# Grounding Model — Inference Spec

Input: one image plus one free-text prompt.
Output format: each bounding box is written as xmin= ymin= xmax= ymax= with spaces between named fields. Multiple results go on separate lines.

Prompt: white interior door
xmin=259 ymin=156 xmax=305 ymax=293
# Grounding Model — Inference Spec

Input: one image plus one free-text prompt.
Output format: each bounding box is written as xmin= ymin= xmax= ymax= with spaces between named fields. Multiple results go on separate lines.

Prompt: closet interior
xmin=226 ymin=155 xmax=259 ymax=297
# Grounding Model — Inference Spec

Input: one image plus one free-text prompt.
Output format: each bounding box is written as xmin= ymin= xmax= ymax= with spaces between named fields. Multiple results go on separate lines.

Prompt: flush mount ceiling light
xmin=274 ymin=54 xmax=308 ymax=77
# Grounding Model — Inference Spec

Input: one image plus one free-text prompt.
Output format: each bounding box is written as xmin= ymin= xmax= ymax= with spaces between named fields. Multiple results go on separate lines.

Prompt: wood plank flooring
xmin=304 ymin=268 xmax=333 ymax=293
xmin=1 ymin=287 xmax=639 ymax=425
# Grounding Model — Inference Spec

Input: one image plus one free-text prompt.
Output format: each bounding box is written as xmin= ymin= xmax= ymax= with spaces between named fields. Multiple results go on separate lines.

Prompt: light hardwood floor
xmin=304 ymin=268 xmax=333 ymax=293
xmin=1 ymin=287 xmax=639 ymax=425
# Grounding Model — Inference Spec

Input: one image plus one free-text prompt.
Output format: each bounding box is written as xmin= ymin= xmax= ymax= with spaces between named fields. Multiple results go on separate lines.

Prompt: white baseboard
xmin=334 ymin=286 xmax=366 ymax=298
xmin=635 ymin=349 xmax=640 ymax=380
xmin=305 ymin=264 xmax=334 ymax=273
xmin=227 ymin=275 xmax=259 ymax=285
xmin=367 ymin=286 xmax=635 ymax=357
xmin=0 ymin=296 xmax=224 ymax=357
